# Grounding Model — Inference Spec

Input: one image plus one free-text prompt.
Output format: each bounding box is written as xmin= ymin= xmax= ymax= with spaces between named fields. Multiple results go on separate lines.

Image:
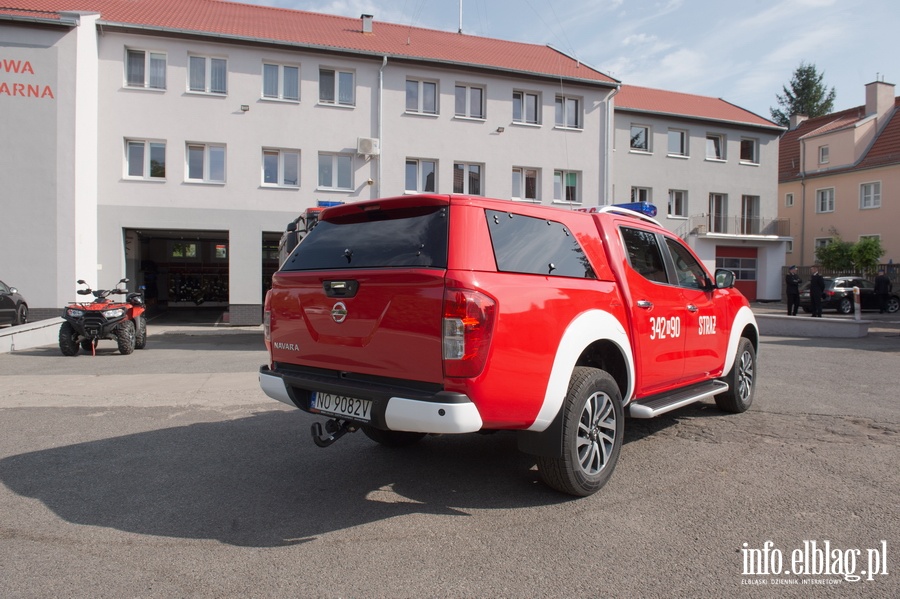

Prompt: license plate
xmin=310 ymin=391 xmax=373 ymax=422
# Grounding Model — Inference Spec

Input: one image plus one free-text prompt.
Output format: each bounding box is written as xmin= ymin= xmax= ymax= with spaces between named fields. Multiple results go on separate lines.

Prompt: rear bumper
xmin=258 ymin=365 xmax=483 ymax=434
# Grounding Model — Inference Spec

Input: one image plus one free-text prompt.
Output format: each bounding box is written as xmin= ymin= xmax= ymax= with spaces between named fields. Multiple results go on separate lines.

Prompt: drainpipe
xmin=378 ymin=56 xmax=387 ymax=198
xmin=799 ymin=137 xmax=806 ymax=265
xmin=604 ymin=85 xmax=620 ymax=205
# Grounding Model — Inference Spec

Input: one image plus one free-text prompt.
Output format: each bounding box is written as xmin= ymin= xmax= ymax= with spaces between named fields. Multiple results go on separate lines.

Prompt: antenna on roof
xmin=458 ymin=0 xmax=463 ymax=34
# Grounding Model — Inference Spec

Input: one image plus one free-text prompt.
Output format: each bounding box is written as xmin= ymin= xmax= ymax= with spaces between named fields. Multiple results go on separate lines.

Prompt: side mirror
xmin=715 ymin=268 xmax=736 ymax=289
xmin=77 ymin=279 xmax=86 ymax=285
xmin=286 ymin=221 xmax=297 ymax=232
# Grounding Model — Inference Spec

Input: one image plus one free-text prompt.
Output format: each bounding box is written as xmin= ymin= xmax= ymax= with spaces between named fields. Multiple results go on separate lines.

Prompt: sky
xmin=235 ymin=0 xmax=897 ymax=121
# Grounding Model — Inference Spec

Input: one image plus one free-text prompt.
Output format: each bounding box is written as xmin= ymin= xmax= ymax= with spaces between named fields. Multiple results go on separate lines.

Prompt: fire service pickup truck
xmin=259 ymin=194 xmax=758 ymax=496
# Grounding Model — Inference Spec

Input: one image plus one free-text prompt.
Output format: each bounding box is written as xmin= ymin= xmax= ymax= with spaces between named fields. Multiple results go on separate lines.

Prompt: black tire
xmin=134 ymin=316 xmax=147 ymax=349
xmin=716 ymin=337 xmax=756 ymax=413
xmin=14 ymin=304 xmax=27 ymax=325
xmin=59 ymin=322 xmax=80 ymax=356
xmin=116 ymin=319 xmax=136 ymax=355
xmin=80 ymin=340 xmax=94 ymax=352
xmin=361 ymin=425 xmax=426 ymax=448
xmin=537 ymin=367 xmax=623 ymax=497
xmin=838 ymin=297 xmax=853 ymax=314
xmin=887 ymin=296 xmax=900 ymax=314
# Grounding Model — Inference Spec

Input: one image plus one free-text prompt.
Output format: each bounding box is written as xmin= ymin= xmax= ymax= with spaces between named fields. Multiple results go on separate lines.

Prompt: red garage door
xmin=716 ymin=246 xmax=757 ymax=301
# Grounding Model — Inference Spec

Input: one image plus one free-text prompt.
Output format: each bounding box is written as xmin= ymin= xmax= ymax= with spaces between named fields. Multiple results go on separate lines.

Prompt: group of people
xmin=785 ymin=266 xmax=894 ymax=316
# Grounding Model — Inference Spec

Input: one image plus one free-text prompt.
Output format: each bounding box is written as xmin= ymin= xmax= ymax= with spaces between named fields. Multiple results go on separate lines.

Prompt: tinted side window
xmin=665 ymin=237 xmax=706 ymax=289
xmin=620 ymin=226 xmax=668 ymax=284
xmin=486 ymin=210 xmax=595 ymax=278
xmin=282 ymin=205 xmax=448 ymax=271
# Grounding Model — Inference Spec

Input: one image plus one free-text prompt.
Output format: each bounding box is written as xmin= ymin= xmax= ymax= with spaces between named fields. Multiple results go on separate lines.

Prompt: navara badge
xmin=331 ymin=301 xmax=348 ymax=323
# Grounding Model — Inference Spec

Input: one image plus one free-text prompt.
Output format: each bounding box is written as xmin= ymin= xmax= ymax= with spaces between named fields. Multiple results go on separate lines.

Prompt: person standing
xmin=874 ymin=269 xmax=893 ymax=313
xmin=785 ymin=265 xmax=802 ymax=316
xmin=809 ymin=265 xmax=825 ymax=317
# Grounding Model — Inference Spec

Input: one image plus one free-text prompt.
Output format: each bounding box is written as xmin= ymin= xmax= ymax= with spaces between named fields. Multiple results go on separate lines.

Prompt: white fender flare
xmin=722 ymin=305 xmax=758 ymax=375
xmin=527 ymin=310 xmax=635 ymax=432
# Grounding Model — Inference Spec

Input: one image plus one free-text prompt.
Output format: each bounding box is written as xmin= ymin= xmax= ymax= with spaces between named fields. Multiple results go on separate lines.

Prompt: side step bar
xmin=629 ymin=380 xmax=729 ymax=419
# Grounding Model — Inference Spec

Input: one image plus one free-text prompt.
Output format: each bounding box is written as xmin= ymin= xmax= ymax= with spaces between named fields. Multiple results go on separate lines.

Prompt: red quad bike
xmin=59 ymin=278 xmax=147 ymax=356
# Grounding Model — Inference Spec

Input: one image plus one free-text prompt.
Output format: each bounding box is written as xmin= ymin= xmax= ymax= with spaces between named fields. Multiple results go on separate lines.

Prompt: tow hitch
xmin=311 ymin=418 xmax=358 ymax=447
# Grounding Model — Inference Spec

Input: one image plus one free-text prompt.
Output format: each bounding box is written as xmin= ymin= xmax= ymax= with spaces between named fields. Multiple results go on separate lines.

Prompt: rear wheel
xmin=59 ymin=322 xmax=80 ymax=356
xmin=116 ymin=320 xmax=136 ymax=355
xmin=361 ymin=425 xmax=426 ymax=448
xmin=537 ymin=367 xmax=623 ymax=497
xmin=716 ymin=337 xmax=756 ymax=413
xmin=14 ymin=304 xmax=27 ymax=325
xmin=838 ymin=297 xmax=853 ymax=314
xmin=134 ymin=315 xmax=147 ymax=349
xmin=887 ymin=296 xmax=900 ymax=314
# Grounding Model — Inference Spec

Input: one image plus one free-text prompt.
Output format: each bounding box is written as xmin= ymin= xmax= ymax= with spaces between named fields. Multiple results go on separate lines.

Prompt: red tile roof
xmin=778 ymin=98 xmax=900 ymax=181
xmin=615 ymin=84 xmax=781 ymax=130
xmin=0 ymin=0 xmax=618 ymax=86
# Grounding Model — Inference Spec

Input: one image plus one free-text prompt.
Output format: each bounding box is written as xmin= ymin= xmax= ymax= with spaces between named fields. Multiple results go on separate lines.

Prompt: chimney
xmin=865 ymin=79 xmax=895 ymax=120
xmin=789 ymin=114 xmax=808 ymax=130
xmin=361 ymin=14 xmax=373 ymax=34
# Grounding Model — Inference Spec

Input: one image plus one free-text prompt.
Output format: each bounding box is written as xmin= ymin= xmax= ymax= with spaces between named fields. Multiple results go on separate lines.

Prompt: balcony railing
xmin=685 ymin=214 xmax=790 ymax=237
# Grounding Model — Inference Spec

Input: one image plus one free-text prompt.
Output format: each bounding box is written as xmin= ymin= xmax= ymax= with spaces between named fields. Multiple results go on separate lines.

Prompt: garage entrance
xmin=715 ymin=246 xmax=758 ymax=301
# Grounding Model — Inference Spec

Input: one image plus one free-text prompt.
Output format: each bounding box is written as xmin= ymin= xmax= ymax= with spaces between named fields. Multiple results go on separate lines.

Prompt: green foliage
xmin=814 ymin=237 xmax=853 ymax=269
xmin=770 ymin=62 xmax=837 ymax=127
xmin=850 ymin=237 xmax=885 ymax=276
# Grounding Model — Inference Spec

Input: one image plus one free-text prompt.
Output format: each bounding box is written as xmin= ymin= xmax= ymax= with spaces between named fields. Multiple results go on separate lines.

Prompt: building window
xmin=455 ymin=84 xmax=484 ymax=119
xmin=740 ymin=138 xmax=759 ymax=163
xmin=186 ymin=143 xmax=226 ymax=183
xmin=553 ymin=170 xmax=580 ymax=203
xmin=709 ymin=193 xmax=727 ymax=233
xmin=406 ymin=79 xmax=437 ymax=114
xmin=263 ymin=149 xmax=300 ymax=187
xmin=631 ymin=186 xmax=650 ymax=203
xmin=126 ymin=49 xmax=166 ymax=90
xmin=668 ymin=129 xmax=687 ymax=156
xmin=715 ymin=256 xmax=756 ymax=281
xmin=741 ymin=195 xmax=761 ymax=234
xmin=318 ymin=153 xmax=353 ymax=190
xmin=453 ymin=162 xmax=483 ymax=195
xmin=706 ymin=134 xmax=725 ymax=160
xmin=319 ymin=68 xmax=355 ymax=106
xmin=513 ymin=91 xmax=540 ymax=124
xmin=815 ymin=237 xmax=832 ymax=250
xmin=816 ymin=188 xmax=835 ymax=213
xmin=860 ymin=234 xmax=881 ymax=242
xmin=512 ymin=167 xmax=539 ymax=202
xmin=189 ymin=55 xmax=227 ymax=94
xmin=262 ymin=63 xmax=299 ymax=101
xmin=555 ymin=95 xmax=581 ymax=129
xmin=819 ymin=145 xmax=829 ymax=164
xmin=785 ymin=193 xmax=794 ymax=207
xmin=786 ymin=240 xmax=793 ymax=254
xmin=126 ymin=140 xmax=166 ymax=179
xmin=405 ymin=159 xmax=436 ymax=192
xmin=630 ymin=125 xmax=650 ymax=151
xmin=860 ymin=182 xmax=881 ymax=209
xmin=668 ymin=189 xmax=687 ymax=218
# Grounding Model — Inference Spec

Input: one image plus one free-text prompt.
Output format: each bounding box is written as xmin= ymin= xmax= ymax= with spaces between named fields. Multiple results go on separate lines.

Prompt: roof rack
xmin=590 ymin=205 xmax=662 ymax=227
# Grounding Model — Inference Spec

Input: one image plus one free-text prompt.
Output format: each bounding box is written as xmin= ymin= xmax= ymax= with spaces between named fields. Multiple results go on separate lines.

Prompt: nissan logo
xmin=331 ymin=301 xmax=348 ymax=323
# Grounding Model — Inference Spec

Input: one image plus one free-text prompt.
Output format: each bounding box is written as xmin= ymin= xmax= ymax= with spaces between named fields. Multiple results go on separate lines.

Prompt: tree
xmin=850 ymin=237 xmax=885 ymax=277
xmin=815 ymin=237 xmax=853 ymax=270
xmin=770 ymin=61 xmax=836 ymax=127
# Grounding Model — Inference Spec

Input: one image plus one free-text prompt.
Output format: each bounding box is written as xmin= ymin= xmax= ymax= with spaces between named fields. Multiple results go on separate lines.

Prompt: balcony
xmin=686 ymin=214 xmax=790 ymax=237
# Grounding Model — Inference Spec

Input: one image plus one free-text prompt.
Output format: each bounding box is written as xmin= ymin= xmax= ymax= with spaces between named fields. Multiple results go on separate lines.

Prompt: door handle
xmin=637 ymin=300 xmax=653 ymax=309
xmin=687 ymin=304 xmax=698 ymax=312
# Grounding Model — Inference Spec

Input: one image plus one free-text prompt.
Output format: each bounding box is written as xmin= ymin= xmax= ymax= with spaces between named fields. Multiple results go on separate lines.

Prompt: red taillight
xmin=442 ymin=288 xmax=496 ymax=378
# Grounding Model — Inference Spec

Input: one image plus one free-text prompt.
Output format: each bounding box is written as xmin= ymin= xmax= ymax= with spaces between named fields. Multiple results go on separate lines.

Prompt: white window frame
xmin=860 ymin=181 xmax=881 ymax=209
xmin=512 ymin=167 xmax=540 ymax=202
xmin=262 ymin=148 xmax=300 ymax=187
xmin=454 ymin=84 xmax=485 ymax=119
xmin=262 ymin=62 xmax=299 ymax=102
xmin=125 ymin=49 xmax=166 ymax=90
xmin=816 ymin=187 xmax=835 ymax=213
xmin=786 ymin=240 xmax=793 ymax=254
xmin=740 ymin=137 xmax=759 ymax=164
xmin=630 ymin=125 xmax=650 ymax=152
xmin=405 ymin=158 xmax=437 ymax=193
xmin=815 ymin=237 xmax=832 ymax=250
xmin=512 ymin=90 xmax=540 ymax=125
xmin=186 ymin=143 xmax=226 ymax=183
xmin=631 ymin=186 xmax=651 ymax=203
xmin=406 ymin=79 xmax=438 ymax=115
xmin=319 ymin=68 xmax=355 ymax=106
xmin=709 ymin=193 xmax=728 ymax=233
xmin=318 ymin=152 xmax=353 ymax=190
xmin=859 ymin=234 xmax=881 ymax=242
xmin=188 ymin=55 xmax=227 ymax=95
xmin=819 ymin=145 xmax=829 ymax=164
xmin=553 ymin=170 xmax=580 ymax=203
xmin=785 ymin=192 xmax=794 ymax=207
xmin=667 ymin=129 xmax=688 ymax=157
xmin=554 ymin=95 xmax=582 ymax=129
xmin=706 ymin=133 xmax=725 ymax=161
xmin=125 ymin=139 xmax=166 ymax=180
xmin=668 ymin=189 xmax=688 ymax=218
xmin=453 ymin=162 xmax=484 ymax=195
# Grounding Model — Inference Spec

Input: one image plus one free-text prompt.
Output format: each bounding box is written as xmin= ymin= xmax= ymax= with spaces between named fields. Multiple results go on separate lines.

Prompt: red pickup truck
xmin=259 ymin=194 xmax=758 ymax=496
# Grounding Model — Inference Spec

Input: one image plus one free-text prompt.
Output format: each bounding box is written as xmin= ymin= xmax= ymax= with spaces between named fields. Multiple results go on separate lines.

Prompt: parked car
xmin=0 ymin=279 xmax=28 ymax=326
xmin=799 ymin=276 xmax=900 ymax=314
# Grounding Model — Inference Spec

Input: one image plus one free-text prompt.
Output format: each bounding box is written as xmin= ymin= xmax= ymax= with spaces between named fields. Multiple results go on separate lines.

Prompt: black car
xmin=0 ymin=279 xmax=28 ymax=326
xmin=799 ymin=276 xmax=899 ymax=314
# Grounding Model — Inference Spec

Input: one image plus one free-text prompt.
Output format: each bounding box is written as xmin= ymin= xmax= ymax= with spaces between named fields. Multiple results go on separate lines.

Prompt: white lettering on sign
xmin=649 ymin=316 xmax=681 ymax=340
xmin=698 ymin=315 xmax=717 ymax=335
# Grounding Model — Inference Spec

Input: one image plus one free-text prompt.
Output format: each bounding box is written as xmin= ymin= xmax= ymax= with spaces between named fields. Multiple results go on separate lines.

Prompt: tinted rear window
xmin=486 ymin=210 xmax=595 ymax=278
xmin=281 ymin=204 xmax=448 ymax=271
